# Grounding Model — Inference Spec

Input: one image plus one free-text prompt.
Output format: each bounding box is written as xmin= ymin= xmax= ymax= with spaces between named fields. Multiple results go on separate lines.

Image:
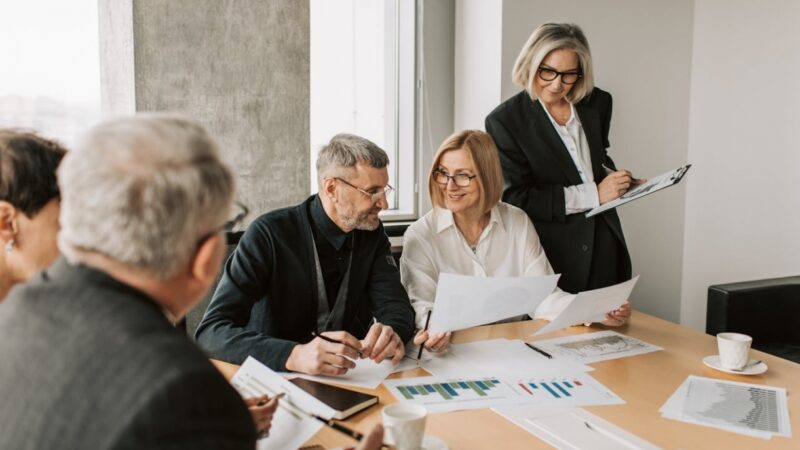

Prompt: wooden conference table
xmin=212 ymin=312 xmax=800 ymax=449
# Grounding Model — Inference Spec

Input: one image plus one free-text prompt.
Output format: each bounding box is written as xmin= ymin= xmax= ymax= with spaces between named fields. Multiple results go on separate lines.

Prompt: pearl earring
xmin=4 ymin=240 xmax=14 ymax=253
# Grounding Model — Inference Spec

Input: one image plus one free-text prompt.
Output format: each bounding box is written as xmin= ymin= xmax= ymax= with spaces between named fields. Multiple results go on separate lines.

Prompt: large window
xmin=0 ymin=0 xmax=101 ymax=146
xmin=310 ymin=0 xmax=417 ymax=220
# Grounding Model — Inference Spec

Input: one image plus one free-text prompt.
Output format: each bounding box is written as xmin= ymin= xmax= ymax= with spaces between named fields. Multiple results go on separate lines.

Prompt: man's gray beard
xmin=338 ymin=205 xmax=380 ymax=231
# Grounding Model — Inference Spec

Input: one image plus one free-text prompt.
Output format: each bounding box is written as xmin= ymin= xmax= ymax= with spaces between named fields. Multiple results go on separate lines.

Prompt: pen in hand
xmin=311 ymin=331 xmax=363 ymax=358
xmin=416 ymin=310 xmax=433 ymax=366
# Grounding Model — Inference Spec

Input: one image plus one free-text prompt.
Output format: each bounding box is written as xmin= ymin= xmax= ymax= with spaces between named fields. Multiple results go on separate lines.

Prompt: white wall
xmin=453 ymin=0 xmax=502 ymax=131
xmin=499 ymin=0 xmax=695 ymax=322
xmin=680 ymin=0 xmax=800 ymax=330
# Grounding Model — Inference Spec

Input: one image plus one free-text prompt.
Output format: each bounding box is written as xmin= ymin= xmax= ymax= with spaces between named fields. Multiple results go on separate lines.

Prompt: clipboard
xmin=586 ymin=164 xmax=691 ymax=218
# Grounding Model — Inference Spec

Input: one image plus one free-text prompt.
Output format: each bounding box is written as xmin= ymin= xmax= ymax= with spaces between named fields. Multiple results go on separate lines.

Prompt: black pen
xmin=416 ymin=310 xmax=433 ymax=365
xmin=311 ymin=331 xmax=362 ymax=357
xmin=524 ymin=342 xmax=552 ymax=359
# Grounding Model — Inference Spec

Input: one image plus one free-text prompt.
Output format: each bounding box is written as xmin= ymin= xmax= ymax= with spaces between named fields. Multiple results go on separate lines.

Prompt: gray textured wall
xmin=102 ymin=0 xmax=310 ymax=218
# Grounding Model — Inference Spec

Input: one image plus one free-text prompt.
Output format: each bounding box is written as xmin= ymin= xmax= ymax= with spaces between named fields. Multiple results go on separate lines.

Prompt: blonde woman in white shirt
xmin=401 ymin=130 xmax=630 ymax=352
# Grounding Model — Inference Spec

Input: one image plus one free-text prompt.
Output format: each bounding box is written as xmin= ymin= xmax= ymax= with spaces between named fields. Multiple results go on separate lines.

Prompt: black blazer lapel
xmin=575 ymin=101 xmax=606 ymax=181
xmin=526 ymin=98 xmax=583 ymax=185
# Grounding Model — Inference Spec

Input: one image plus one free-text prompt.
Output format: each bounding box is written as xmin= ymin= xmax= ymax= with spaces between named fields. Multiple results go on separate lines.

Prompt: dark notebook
xmin=289 ymin=377 xmax=379 ymax=420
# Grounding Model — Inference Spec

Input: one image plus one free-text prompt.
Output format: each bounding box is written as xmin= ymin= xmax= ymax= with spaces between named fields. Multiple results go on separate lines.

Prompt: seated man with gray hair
xmin=196 ymin=134 xmax=415 ymax=375
xmin=0 ymin=115 xmax=257 ymax=448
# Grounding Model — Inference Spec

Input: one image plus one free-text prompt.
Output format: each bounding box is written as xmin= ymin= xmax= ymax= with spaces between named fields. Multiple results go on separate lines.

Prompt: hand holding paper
xmin=533 ymin=276 xmax=639 ymax=336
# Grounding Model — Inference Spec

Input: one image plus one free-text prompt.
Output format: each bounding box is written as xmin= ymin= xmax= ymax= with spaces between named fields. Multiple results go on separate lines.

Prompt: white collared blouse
xmin=400 ymin=202 xmax=575 ymax=328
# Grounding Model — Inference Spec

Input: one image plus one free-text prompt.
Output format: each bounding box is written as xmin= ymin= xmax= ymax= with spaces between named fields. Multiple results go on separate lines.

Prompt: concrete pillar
xmin=99 ymin=0 xmax=310 ymax=217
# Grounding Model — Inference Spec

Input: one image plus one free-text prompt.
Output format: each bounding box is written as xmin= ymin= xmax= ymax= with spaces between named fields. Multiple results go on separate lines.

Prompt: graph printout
xmin=384 ymin=373 xmax=623 ymax=413
xmin=660 ymin=376 xmax=791 ymax=439
xmin=532 ymin=331 xmax=662 ymax=364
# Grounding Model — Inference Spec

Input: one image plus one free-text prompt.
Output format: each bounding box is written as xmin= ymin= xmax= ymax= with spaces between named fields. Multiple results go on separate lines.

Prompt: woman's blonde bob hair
xmin=428 ymin=130 xmax=503 ymax=215
xmin=512 ymin=23 xmax=594 ymax=103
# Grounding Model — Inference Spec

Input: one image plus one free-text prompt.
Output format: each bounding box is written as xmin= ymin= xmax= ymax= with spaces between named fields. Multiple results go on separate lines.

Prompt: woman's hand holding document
xmin=533 ymin=276 xmax=640 ymax=336
xmin=427 ymin=273 xmax=560 ymax=334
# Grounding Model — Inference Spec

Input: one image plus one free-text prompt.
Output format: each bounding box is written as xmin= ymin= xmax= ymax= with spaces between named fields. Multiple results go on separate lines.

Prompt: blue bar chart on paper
xmin=384 ymin=373 xmax=623 ymax=413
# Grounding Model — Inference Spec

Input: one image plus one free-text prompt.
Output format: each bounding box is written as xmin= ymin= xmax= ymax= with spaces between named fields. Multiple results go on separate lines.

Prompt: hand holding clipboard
xmin=586 ymin=164 xmax=691 ymax=217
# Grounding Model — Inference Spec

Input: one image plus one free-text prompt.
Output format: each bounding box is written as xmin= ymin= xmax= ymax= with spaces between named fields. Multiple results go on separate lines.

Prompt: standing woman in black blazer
xmin=486 ymin=23 xmax=642 ymax=326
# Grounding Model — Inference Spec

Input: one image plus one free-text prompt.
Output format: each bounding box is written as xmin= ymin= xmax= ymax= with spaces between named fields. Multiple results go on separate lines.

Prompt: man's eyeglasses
xmin=197 ymin=201 xmax=249 ymax=246
xmin=432 ymin=170 xmax=477 ymax=187
xmin=332 ymin=177 xmax=394 ymax=203
xmin=537 ymin=67 xmax=582 ymax=85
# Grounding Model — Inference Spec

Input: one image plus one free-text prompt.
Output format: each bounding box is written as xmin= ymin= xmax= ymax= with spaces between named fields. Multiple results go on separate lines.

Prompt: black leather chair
xmin=706 ymin=275 xmax=800 ymax=363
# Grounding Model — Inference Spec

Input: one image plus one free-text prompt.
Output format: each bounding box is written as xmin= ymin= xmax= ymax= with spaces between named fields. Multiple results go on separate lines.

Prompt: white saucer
xmin=422 ymin=435 xmax=448 ymax=450
xmin=703 ymin=355 xmax=767 ymax=375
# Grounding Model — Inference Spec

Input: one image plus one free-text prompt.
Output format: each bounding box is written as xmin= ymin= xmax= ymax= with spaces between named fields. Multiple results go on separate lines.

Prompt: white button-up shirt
xmin=399 ymin=202 xmax=575 ymax=328
xmin=540 ymin=102 xmax=602 ymax=214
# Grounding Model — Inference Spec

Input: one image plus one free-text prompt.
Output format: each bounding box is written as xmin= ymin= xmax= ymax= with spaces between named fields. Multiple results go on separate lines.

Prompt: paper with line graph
xmin=531 ymin=331 xmax=662 ymax=364
xmin=231 ymin=357 xmax=334 ymax=449
xmin=384 ymin=372 xmax=623 ymax=413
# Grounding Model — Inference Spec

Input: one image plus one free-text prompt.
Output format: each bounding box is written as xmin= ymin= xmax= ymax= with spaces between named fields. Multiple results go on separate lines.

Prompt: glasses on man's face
xmin=537 ymin=67 xmax=582 ymax=85
xmin=433 ymin=170 xmax=477 ymax=188
xmin=197 ymin=201 xmax=250 ymax=247
xmin=333 ymin=177 xmax=394 ymax=203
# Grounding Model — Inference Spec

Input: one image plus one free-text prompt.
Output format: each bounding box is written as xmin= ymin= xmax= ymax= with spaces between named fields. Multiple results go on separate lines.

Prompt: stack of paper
xmin=660 ymin=375 xmax=792 ymax=439
xmin=493 ymin=406 xmax=662 ymax=450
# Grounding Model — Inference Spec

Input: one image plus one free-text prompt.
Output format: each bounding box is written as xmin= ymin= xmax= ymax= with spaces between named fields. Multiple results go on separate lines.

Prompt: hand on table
xmin=598 ymin=170 xmax=645 ymax=204
xmin=601 ymin=301 xmax=631 ymax=327
xmin=243 ymin=394 xmax=279 ymax=439
xmin=360 ymin=322 xmax=405 ymax=365
xmin=285 ymin=331 xmax=362 ymax=376
xmin=413 ymin=329 xmax=452 ymax=353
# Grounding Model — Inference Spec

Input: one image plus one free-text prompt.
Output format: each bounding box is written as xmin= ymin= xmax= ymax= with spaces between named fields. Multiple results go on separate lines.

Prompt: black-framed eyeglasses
xmin=197 ymin=201 xmax=249 ymax=246
xmin=432 ymin=170 xmax=477 ymax=187
xmin=537 ymin=67 xmax=582 ymax=85
xmin=332 ymin=177 xmax=394 ymax=203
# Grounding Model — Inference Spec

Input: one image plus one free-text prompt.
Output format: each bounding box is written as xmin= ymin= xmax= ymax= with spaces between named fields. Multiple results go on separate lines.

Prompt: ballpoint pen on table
xmin=416 ymin=310 xmax=433 ymax=366
xmin=524 ymin=342 xmax=553 ymax=359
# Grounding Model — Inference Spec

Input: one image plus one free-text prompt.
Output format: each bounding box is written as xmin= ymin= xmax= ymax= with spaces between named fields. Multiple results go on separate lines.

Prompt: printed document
xmin=232 ymin=357 xmax=336 ymax=450
xmin=428 ymin=273 xmax=559 ymax=333
xmin=660 ymin=375 xmax=791 ymax=439
xmin=531 ymin=330 xmax=661 ymax=364
xmin=533 ymin=276 xmax=638 ymax=336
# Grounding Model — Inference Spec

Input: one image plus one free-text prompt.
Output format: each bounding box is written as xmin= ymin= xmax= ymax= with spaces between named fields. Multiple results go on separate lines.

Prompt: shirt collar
xmin=310 ymin=195 xmax=351 ymax=250
xmin=539 ymin=100 xmax=580 ymax=128
xmin=434 ymin=205 xmax=505 ymax=234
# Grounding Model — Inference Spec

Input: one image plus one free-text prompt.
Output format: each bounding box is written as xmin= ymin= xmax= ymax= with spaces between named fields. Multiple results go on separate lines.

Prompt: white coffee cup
xmin=717 ymin=332 xmax=752 ymax=370
xmin=382 ymin=403 xmax=427 ymax=450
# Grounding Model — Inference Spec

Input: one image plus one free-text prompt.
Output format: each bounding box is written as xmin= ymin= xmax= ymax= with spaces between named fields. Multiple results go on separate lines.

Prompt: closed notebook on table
xmin=289 ymin=377 xmax=379 ymax=420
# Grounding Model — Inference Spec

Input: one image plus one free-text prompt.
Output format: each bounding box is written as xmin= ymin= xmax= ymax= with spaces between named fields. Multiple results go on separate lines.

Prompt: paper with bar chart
xmin=660 ymin=375 xmax=791 ymax=439
xmin=531 ymin=331 xmax=662 ymax=364
xmin=384 ymin=373 xmax=623 ymax=413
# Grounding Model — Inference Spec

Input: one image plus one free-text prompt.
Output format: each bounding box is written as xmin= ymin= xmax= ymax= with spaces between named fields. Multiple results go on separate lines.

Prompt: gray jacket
xmin=0 ymin=259 xmax=255 ymax=450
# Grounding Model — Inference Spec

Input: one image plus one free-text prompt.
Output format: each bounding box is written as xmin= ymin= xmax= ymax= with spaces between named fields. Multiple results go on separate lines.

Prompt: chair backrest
xmin=184 ymin=233 xmax=241 ymax=339
xmin=706 ymin=275 xmax=800 ymax=344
